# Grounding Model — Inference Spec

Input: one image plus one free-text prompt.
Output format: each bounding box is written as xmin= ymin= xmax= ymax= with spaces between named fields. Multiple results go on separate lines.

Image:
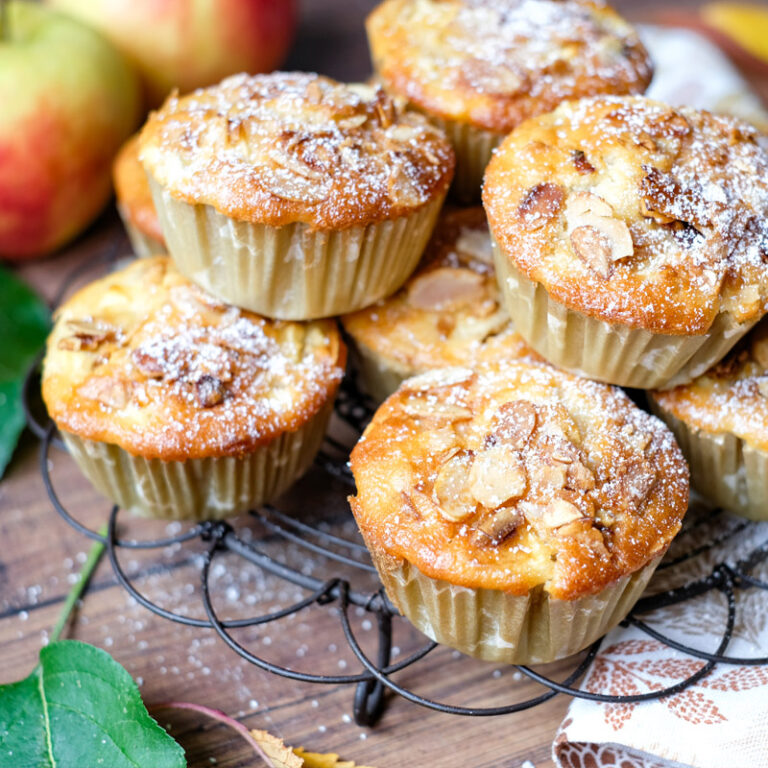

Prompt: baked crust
xmin=366 ymin=0 xmax=651 ymax=134
xmin=651 ymin=321 xmax=768 ymax=452
xmin=483 ymin=97 xmax=768 ymax=335
xmin=350 ymin=360 xmax=688 ymax=601
xmin=342 ymin=207 xmax=532 ymax=371
xmin=113 ymin=135 xmax=164 ymax=245
xmin=42 ymin=257 xmax=346 ymax=461
xmin=139 ymin=72 xmax=455 ymax=230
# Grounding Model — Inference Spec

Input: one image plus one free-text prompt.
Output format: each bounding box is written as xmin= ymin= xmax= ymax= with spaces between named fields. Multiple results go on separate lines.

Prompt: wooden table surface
xmin=3 ymin=2 xmax=765 ymax=767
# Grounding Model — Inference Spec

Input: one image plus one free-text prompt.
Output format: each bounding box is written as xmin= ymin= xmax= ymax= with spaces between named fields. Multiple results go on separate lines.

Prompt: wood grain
xmin=3 ymin=2 xmax=764 ymax=766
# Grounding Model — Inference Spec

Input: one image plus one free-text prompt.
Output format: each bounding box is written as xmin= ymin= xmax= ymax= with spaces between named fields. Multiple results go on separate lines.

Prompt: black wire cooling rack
xmin=21 ymin=251 xmax=768 ymax=726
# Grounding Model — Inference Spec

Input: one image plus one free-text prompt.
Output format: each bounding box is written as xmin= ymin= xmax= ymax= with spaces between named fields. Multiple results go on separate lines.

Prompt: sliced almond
xmin=387 ymin=124 xmax=420 ymax=142
xmin=566 ymin=460 xmax=596 ymax=491
xmin=471 ymin=507 xmax=522 ymax=545
xmin=433 ymin=450 xmax=476 ymax=522
xmin=388 ymin=166 xmax=423 ymax=207
xmin=565 ymin=192 xmax=614 ymax=221
xmin=60 ymin=318 xmax=119 ymax=351
xmin=336 ymin=114 xmax=368 ymax=130
xmin=622 ymin=459 xmax=657 ymax=506
xmin=455 ymin=227 xmax=494 ymax=265
xmin=570 ymin=225 xmax=612 ymax=279
xmin=79 ymin=376 xmax=130 ymax=409
xmin=468 ymin=444 xmax=527 ymax=509
xmin=757 ymin=378 xmax=768 ymax=398
xmin=407 ymin=267 xmax=485 ymax=312
xmin=196 ymin=375 xmax=225 ymax=407
xmin=491 ymin=400 xmax=538 ymax=448
xmin=402 ymin=395 xmax=472 ymax=422
xmin=267 ymin=146 xmax=326 ymax=181
xmin=132 ymin=348 xmax=165 ymax=378
xmin=404 ymin=367 xmax=474 ymax=393
xmin=517 ymin=183 xmax=564 ymax=229
xmin=529 ymin=461 xmax=568 ymax=491
xmin=543 ymin=498 xmax=584 ymax=530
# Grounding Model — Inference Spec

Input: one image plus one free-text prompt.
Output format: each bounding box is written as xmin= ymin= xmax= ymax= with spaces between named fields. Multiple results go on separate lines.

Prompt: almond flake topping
xmin=433 ymin=450 xmax=475 ymax=522
xmin=565 ymin=192 xmax=633 ymax=278
xmin=407 ymin=267 xmax=486 ymax=312
xmin=468 ymin=443 xmax=527 ymax=509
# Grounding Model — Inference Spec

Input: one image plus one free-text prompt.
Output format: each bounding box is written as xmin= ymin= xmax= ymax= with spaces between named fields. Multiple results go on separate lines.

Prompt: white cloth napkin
xmin=553 ymin=502 xmax=768 ymax=768
xmin=641 ymin=24 xmax=768 ymax=131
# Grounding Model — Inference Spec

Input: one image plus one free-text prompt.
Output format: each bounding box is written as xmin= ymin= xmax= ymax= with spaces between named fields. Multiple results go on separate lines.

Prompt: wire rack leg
xmin=353 ymin=610 xmax=392 ymax=726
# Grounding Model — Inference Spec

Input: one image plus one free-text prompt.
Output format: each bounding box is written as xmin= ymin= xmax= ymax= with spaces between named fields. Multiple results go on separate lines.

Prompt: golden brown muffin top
xmin=483 ymin=97 xmax=768 ymax=336
xmin=651 ymin=322 xmax=768 ymax=452
xmin=350 ymin=359 xmax=688 ymax=600
xmin=42 ymin=257 xmax=346 ymax=461
xmin=366 ymin=0 xmax=651 ymax=134
xmin=113 ymin=134 xmax=165 ymax=245
xmin=342 ymin=207 xmax=532 ymax=371
xmin=139 ymin=72 xmax=455 ymax=230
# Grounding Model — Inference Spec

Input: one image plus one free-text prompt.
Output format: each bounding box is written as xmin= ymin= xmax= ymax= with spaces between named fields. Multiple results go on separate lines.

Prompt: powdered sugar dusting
xmin=350 ymin=358 xmax=688 ymax=599
xmin=485 ymin=97 xmax=768 ymax=334
xmin=44 ymin=258 xmax=345 ymax=460
xmin=369 ymin=0 xmax=651 ymax=132
xmin=140 ymin=73 xmax=454 ymax=228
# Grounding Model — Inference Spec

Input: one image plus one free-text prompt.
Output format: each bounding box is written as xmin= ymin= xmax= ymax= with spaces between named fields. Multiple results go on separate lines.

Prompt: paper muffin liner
xmin=493 ymin=245 xmax=757 ymax=389
xmin=60 ymin=401 xmax=333 ymax=521
xmin=148 ymin=176 xmax=444 ymax=320
xmin=117 ymin=204 xmax=166 ymax=259
xmin=368 ymin=547 xmax=662 ymax=665
xmin=427 ymin=115 xmax=504 ymax=203
xmin=346 ymin=335 xmax=415 ymax=403
xmin=650 ymin=401 xmax=768 ymax=521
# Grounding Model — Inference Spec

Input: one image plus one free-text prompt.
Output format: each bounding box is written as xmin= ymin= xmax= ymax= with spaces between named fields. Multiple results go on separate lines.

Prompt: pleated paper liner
xmin=427 ymin=114 xmax=504 ymax=203
xmin=117 ymin=203 xmax=166 ymax=259
xmin=649 ymin=400 xmax=768 ymax=522
xmin=60 ymin=400 xmax=333 ymax=521
xmin=368 ymin=547 xmax=662 ymax=665
xmin=345 ymin=335 xmax=415 ymax=404
xmin=148 ymin=176 xmax=444 ymax=321
xmin=493 ymin=244 xmax=757 ymax=390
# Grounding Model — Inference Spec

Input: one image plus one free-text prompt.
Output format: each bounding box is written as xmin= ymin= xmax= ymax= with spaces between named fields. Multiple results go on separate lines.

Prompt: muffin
xmin=139 ymin=72 xmax=455 ymax=320
xmin=350 ymin=360 xmax=688 ymax=664
xmin=483 ymin=97 xmax=768 ymax=389
xmin=113 ymin=134 xmax=165 ymax=258
xmin=342 ymin=207 xmax=533 ymax=402
xmin=367 ymin=0 xmax=651 ymax=201
xmin=42 ymin=257 xmax=346 ymax=520
xmin=650 ymin=322 xmax=768 ymax=521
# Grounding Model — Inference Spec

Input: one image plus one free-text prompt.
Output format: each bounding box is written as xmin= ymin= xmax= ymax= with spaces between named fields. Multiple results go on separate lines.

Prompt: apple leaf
xmin=0 ymin=264 xmax=50 ymax=478
xmin=0 ymin=640 xmax=187 ymax=768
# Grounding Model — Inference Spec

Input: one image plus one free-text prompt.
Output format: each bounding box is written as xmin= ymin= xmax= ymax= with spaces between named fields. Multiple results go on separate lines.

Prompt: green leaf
xmin=0 ymin=640 xmax=187 ymax=768
xmin=0 ymin=264 xmax=50 ymax=477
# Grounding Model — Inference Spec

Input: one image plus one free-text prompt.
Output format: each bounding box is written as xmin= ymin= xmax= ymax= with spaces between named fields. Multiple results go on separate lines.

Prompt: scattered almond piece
xmin=468 ymin=444 xmax=527 ymax=508
xmin=517 ymin=183 xmax=564 ymax=229
xmin=491 ymin=399 xmax=538 ymax=448
xmin=433 ymin=450 xmax=476 ymax=521
xmin=407 ymin=267 xmax=485 ymax=312
xmin=79 ymin=376 xmax=131 ymax=409
xmin=472 ymin=506 xmax=522 ymax=545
